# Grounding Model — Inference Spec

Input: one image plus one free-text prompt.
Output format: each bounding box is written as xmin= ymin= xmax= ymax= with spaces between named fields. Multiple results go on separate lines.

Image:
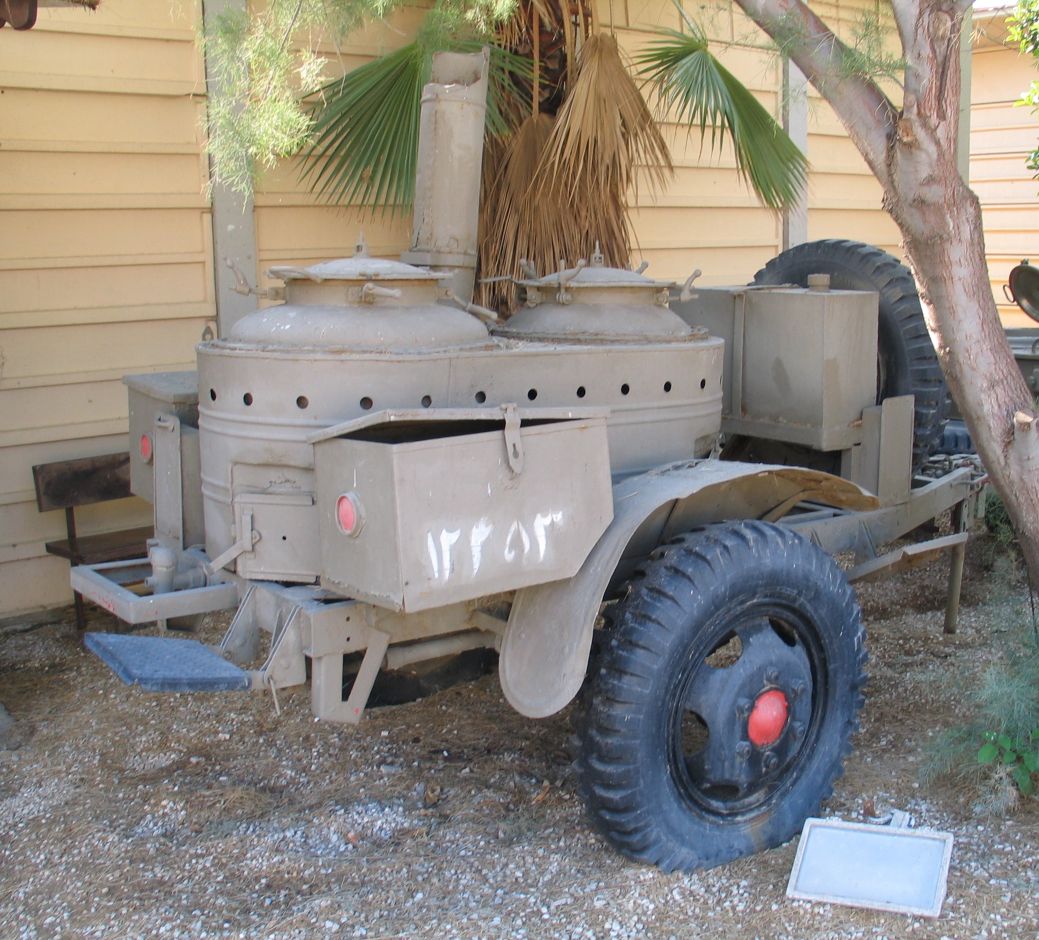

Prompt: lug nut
xmin=792 ymin=721 xmax=805 ymax=737
xmin=736 ymin=742 xmax=751 ymax=761
xmin=765 ymin=668 xmax=779 ymax=685
xmin=762 ymin=750 xmax=779 ymax=772
xmin=736 ymin=697 xmax=752 ymax=719
xmin=790 ymin=682 xmax=806 ymax=701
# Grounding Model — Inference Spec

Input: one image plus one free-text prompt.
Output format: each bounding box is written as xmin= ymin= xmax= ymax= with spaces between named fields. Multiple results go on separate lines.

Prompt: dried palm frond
xmin=477 ymin=120 xmax=638 ymax=308
xmin=537 ymin=33 xmax=673 ymax=203
xmin=478 ymin=112 xmax=556 ymax=309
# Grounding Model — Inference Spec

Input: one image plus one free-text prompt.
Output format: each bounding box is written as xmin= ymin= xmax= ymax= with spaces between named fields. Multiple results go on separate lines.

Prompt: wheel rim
xmin=668 ymin=602 xmax=823 ymax=818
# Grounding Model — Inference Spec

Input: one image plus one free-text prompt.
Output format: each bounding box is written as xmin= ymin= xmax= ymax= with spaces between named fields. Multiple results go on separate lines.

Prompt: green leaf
xmin=1013 ymin=764 xmax=1035 ymax=795
xmin=303 ymin=42 xmax=429 ymax=213
xmin=1023 ymin=751 xmax=1039 ymax=773
xmin=302 ymin=36 xmax=529 ymax=215
xmin=978 ymin=742 xmax=999 ymax=764
xmin=634 ymin=5 xmax=807 ymax=210
xmin=998 ymin=733 xmax=1015 ymax=750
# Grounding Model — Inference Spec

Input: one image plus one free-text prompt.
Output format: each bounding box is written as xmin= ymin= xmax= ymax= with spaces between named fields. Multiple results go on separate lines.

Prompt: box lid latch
xmin=502 ymin=403 xmax=525 ymax=474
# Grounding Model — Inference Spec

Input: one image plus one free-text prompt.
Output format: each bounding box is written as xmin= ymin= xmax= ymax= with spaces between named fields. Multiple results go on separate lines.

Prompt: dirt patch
xmin=2 ymin=535 xmax=1038 ymax=938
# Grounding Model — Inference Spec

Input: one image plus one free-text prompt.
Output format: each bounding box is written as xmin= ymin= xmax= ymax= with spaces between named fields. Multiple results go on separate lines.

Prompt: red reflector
xmin=336 ymin=493 xmax=361 ymax=535
xmin=139 ymin=433 xmax=153 ymax=463
xmin=748 ymin=689 xmax=789 ymax=748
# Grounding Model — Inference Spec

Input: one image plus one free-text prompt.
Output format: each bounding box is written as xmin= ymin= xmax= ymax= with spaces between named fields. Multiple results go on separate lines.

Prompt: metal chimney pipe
xmin=400 ymin=48 xmax=490 ymax=303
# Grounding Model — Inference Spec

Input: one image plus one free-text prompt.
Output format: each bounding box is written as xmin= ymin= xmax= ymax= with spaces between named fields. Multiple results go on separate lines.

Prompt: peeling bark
xmin=734 ymin=0 xmax=1039 ymax=582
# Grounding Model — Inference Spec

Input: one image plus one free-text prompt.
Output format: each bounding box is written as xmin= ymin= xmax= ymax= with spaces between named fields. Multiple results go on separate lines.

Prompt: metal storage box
xmin=312 ymin=408 xmax=613 ymax=612
xmin=124 ymin=371 xmax=204 ymax=546
xmin=124 ymin=371 xmax=200 ymax=502
xmin=688 ymin=286 xmax=878 ymax=450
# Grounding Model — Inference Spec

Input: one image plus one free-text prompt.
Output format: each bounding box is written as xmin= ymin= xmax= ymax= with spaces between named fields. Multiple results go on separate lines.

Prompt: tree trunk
xmin=887 ymin=146 xmax=1039 ymax=580
xmin=735 ymin=0 xmax=1039 ymax=583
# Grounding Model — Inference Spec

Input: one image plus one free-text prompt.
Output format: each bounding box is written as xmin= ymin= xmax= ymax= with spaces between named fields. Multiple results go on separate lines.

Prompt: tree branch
xmin=732 ymin=0 xmax=899 ymax=187
xmin=890 ymin=0 xmax=918 ymax=64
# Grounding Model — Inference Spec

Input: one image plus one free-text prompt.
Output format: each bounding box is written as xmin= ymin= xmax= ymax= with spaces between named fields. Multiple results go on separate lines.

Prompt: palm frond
xmin=303 ymin=42 xmax=428 ymax=213
xmin=635 ymin=21 xmax=808 ymax=210
xmin=303 ymin=41 xmax=530 ymax=214
xmin=478 ymin=113 xmax=554 ymax=308
xmin=538 ymin=33 xmax=673 ymax=202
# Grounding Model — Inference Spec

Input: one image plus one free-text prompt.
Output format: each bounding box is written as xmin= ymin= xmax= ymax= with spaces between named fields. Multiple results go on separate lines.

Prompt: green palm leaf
xmin=303 ymin=42 xmax=426 ymax=213
xmin=303 ymin=40 xmax=529 ymax=214
xmin=635 ymin=17 xmax=807 ymax=210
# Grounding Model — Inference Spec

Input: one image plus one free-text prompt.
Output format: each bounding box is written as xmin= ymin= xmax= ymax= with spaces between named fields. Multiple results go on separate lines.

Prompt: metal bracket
xmin=153 ymin=414 xmax=184 ymax=549
xmin=310 ymin=628 xmax=391 ymax=724
xmin=255 ymin=607 xmax=307 ymax=690
xmin=556 ymin=258 xmax=587 ymax=305
xmin=502 ymin=404 xmax=524 ymax=474
xmin=221 ymin=583 xmax=260 ymax=664
xmin=206 ymin=509 xmax=259 ymax=575
xmin=71 ymin=558 xmax=239 ymax=624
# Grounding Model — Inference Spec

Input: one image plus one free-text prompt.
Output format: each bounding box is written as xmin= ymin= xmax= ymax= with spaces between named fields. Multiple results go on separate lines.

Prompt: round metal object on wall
xmin=1 ymin=0 xmax=38 ymax=29
xmin=1008 ymin=263 xmax=1039 ymax=323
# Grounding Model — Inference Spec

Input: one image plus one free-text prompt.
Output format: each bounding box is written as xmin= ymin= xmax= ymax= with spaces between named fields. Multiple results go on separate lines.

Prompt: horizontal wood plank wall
xmin=971 ymin=17 xmax=1038 ymax=329
xmin=0 ymin=0 xmax=210 ymax=615
xmin=803 ymin=0 xmax=901 ymax=257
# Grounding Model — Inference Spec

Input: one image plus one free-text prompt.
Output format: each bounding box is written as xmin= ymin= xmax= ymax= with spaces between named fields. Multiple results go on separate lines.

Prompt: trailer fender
xmin=498 ymin=459 xmax=877 ymax=718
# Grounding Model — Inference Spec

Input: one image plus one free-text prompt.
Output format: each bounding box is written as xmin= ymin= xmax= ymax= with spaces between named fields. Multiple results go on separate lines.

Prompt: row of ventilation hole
xmin=210 ymin=378 xmax=709 ymax=410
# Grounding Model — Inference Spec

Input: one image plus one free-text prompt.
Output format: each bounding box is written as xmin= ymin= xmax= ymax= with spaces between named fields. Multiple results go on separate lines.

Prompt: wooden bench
xmin=32 ymin=452 xmax=153 ymax=629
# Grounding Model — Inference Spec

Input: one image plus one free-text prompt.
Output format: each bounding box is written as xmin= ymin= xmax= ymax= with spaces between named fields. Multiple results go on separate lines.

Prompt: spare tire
xmin=752 ymin=238 xmax=948 ymax=470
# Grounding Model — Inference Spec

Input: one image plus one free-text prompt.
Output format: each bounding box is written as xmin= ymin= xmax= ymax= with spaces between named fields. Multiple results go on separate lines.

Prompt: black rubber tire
xmin=575 ymin=521 xmax=866 ymax=872
xmin=752 ymin=238 xmax=948 ymax=470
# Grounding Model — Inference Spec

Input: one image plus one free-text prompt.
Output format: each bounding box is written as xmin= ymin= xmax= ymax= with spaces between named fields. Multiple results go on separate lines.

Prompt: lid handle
xmin=502 ymin=404 xmax=524 ymax=475
xmin=679 ymin=268 xmax=702 ymax=302
xmin=361 ymin=282 xmax=403 ymax=303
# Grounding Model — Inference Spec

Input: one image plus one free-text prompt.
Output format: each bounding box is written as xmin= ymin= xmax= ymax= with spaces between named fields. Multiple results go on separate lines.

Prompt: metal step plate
xmin=85 ymin=633 xmax=250 ymax=692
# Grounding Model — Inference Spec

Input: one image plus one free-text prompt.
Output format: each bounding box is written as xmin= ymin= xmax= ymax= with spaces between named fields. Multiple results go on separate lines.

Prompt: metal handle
xmin=518 ymin=259 xmax=539 ymax=279
xmin=680 ymin=268 xmax=702 ymax=302
xmin=558 ymin=258 xmax=587 ymax=289
xmin=266 ymin=265 xmax=324 ymax=283
xmin=228 ymin=258 xmax=289 ymax=298
xmin=449 ymin=293 xmax=499 ymax=324
xmin=361 ymin=282 xmax=403 ymax=303
xmin=226 ymin=257 xmax=260 ymax=295
xmin=502 ymin=404 xmax=524 ymax=474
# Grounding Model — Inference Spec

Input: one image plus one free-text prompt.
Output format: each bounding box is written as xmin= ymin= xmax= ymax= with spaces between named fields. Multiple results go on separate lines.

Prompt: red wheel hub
xmin=747 ymin=689 xmax=789 ymax=747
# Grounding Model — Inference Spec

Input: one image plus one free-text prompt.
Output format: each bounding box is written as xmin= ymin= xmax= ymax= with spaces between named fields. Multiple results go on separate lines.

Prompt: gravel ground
xmin=3 ymin=536 xmax=1039 ymax=939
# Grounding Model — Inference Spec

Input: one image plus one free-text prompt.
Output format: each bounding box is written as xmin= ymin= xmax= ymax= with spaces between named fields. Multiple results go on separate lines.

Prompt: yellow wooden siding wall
xmin=971 ymin=20 xmax=1039 ymax=329
xmin=804 ymin=0 xmax=901 ymax=256
xmin=0 ymin=0 xmax=212 ymax=615
xmin=1 ymin=0 xmax=901 ymax=618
